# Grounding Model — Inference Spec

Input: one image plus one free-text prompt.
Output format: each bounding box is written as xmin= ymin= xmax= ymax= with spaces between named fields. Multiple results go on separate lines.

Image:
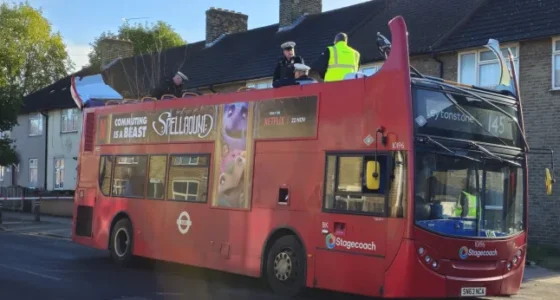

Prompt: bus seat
xmin=238 ymin=87 xmax=256 ymax=92
xmin=160 ymin=94 xmax=177 ymax=101
xmin=343 ymin=72 xmax=367 ymax=80
xmin=182 ymin=92 xmax=201 ymax=98
xmin=123 ymin=98 xmax=141 ymax=104
xmin=141 ymin=96 xmax=158 ymax=102
xmin=104 ymin=100 xmax=121 ymax=106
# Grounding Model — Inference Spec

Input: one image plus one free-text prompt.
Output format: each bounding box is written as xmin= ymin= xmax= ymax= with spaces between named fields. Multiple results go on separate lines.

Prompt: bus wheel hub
xmin=274 ymin=251 xmax=293 ymax=281
xmin=115 ymin=228 xmax=129 ymax=257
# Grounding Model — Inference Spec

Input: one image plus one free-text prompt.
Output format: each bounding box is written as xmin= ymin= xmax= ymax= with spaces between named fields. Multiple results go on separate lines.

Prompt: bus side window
xmin=167 ymin=154 xmax=210 ymax=202
xmin=323 ymin=154 xmax=387 ymax=215
xmin=147 ymin=155 xmax=168 ymax=200
xmin=112 ymin=156 xmax=148 ymax=198
xmin=98 ymin=156 xmax=113 ymax=196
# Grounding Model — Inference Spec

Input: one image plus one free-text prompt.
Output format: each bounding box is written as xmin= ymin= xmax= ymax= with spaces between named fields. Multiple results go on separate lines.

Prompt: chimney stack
xmin=206 ymin=8 xmax=248 ymax=46
xmin=279 ymin=0 xmax=322 ymax=27
xmin=98 ymin=39 xmax=134 ymax=68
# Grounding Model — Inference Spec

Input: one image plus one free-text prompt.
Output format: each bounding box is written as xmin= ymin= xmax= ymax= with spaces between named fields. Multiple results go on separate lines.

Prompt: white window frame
xmin=247 ymin=78 xmax=273 ymax=90
xmin=360 ymin=63 xmax=383 ymax=76
xmin=0 ymin=166 xmax=4 ymax=181
xmin=29 ymin=113 xmax=43 ymax=136
xmin=61 ymin=108 xmax=79 ymax=133
xmin=458 ymin=44 xmax=519 ymax=88
xmin=552 ymin=37 xmax=560 ymax=90
xmin=54 ymin=158 xmax=65 ymax=189
xmin=29 ymin=158 xmax=38 ymax=187
xmin=172 ymin=179 xmax=200 ymax=201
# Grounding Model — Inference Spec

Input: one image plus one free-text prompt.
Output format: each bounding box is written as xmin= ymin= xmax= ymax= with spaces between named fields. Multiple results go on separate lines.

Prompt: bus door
xmin=312 ymin=153 xmax=388 ymax=297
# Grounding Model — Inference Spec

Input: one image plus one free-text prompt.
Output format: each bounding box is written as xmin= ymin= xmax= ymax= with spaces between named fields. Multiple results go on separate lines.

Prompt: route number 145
xmin=488 ymin=115 xmax=505 ymax=135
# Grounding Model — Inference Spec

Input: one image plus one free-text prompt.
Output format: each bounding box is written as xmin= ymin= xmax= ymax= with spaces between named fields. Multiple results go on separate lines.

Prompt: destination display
xmin=254 ymin=96 xmax=318 ymax=139
xmin=414 ymin=89 xmax=520 ymax=145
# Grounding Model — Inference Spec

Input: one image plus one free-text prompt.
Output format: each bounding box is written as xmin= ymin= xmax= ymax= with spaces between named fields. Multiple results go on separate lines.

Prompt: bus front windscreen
xmin=413 ymin=88 xmax=522 ymax=148
xmin=414 ymin=151 xmax=524 ymax=238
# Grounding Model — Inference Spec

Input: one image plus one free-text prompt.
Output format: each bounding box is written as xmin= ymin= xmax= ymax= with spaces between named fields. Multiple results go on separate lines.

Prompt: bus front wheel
xmin=265 ymin=235 xmax=306 ymax=297
xmin=109 ymin=218 xmax=134 ymax=267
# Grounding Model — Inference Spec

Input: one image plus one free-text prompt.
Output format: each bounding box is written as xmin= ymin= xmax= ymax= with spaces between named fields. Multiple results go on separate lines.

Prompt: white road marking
xmin=0 ymin=263 xmax=62 ymax=281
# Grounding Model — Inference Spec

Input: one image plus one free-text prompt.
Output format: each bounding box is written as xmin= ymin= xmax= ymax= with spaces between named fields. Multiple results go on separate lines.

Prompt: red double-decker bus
xmin=72 ymin=16 xmax=554 ymax=298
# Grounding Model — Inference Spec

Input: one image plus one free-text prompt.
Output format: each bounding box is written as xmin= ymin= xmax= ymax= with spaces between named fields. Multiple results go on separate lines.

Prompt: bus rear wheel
xmin=109 ymin=218 xmax=134 ymax=267
xmin=265 ymin=235 xmax=306 ymax=297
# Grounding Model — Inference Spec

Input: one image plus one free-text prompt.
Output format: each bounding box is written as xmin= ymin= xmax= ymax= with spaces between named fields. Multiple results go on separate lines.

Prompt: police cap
xmin=281 ymin=41 xmax=296 ymax=49
xmin=294 ymin=63 xmax=310 ymax=72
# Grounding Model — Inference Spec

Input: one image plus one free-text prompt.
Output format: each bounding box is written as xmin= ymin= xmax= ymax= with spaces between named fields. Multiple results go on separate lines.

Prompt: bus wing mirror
xmin=545 ymin=168 xmax=554 ymax=196
xmin=366 ymin=161 xmax=381 ymax=190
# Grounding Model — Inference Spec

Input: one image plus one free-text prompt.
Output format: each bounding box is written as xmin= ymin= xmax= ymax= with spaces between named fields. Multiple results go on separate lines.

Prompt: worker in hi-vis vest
xmin=455 ymin=190 xmax=478 ymax=218
xmin=310 ymin=33 xmax=360 ymax=82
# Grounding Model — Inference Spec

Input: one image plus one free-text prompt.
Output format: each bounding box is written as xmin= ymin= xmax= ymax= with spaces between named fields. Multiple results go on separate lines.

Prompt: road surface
xmin=0 ymin=214 xmax=559 ymax=300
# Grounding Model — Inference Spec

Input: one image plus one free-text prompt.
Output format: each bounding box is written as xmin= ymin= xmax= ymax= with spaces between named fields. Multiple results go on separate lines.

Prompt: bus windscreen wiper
xmin=468 ymin=141 xmax=522 ymax=167
xmin=417 ymin=136 xmax=481 ymax=162
xmin=424 ymin=78 xmax=529 ymax=151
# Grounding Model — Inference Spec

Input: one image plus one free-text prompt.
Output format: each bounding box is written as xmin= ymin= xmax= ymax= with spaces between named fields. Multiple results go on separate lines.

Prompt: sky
xmin=18 ymin=0 xmax=369 ymax=71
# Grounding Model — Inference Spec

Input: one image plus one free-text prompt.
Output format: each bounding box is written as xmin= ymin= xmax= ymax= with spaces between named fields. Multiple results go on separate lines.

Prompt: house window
xmin=553 ymin=38 xmax=560 ymax=89
xmin=29 ymin=158 xmax=38 ymax=187
xmin=247 ymin=79 xmax=273 ymax=89
xmin=167 ymin=154 xmax=210 ymax=202
xmin=0 ymin=166 xmax=4 ymax=181
xmin=458 ymin=46 xmax=519 ymax=88
xmin=29 ymin=113 xmax=43 ymax=136
xmin=54 ymin=158 xmax=65 ymax=189
xmin=360 ymin=64 xmax=382 ymax=76
xmin=61 ymin=108 xmax=79 ymax=133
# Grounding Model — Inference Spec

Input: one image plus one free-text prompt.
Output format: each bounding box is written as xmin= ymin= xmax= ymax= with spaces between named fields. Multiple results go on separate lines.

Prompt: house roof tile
xmin=436 ymin=0 xmax=560 ymax=52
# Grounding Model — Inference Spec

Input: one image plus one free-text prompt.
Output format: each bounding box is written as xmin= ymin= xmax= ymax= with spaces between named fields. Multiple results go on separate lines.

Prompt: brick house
xmin=16 ymin=0 xmax=560 ymax=246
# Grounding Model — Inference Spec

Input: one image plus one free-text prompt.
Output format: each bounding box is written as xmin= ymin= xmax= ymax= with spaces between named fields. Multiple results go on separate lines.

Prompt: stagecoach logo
xmin=459 ymin=246 xmax=498 ymax=259
xmin=325 ymin=233 xmax=376 ymax=251
xmin=176 ymin=211 xmax=192 ymax=235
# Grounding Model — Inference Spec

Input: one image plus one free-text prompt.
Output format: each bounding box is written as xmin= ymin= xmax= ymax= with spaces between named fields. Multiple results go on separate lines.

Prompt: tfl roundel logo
xmin=459 ymin=246 xmax=469 ymax=259
xmin=325 ymin=233 xmax=336 ymax=249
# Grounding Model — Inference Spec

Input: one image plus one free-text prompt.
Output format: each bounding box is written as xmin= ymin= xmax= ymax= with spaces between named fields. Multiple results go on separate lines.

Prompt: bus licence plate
xmin=461 ymin=287 xmax=486 ymax=297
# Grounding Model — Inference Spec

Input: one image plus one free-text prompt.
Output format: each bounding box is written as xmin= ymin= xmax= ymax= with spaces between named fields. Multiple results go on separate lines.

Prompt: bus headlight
xmin=425 ymin=255 xmax=431 ymax=263
xmin=507 ymin=262 xmax=512 ymax=270
xmin=513 ymin=256 xmax=518 ymax=265
xmin=418 ymin=247 xmax=425 ymax=255
xmin=432 ymin=260 xmax=438 ymax=269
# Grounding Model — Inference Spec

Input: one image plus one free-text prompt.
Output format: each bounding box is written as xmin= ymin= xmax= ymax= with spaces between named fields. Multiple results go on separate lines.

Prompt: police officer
xmin=273 ymin=41 xmax=305 ymax=85
xmin=293 ymin=63 xmax=316 ymax=85
xmin=273 ymin=63 xmax=317 ymax=88
xmin=151 ymin=71 xmax=188 ymax=100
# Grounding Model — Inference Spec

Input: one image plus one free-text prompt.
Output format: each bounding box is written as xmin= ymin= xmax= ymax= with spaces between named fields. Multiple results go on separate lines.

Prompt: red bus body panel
xmin=72 ymin=16 xmax=527 ymax=298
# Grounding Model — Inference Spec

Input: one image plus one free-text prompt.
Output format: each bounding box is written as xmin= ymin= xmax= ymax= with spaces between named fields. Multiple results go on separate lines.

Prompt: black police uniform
xmin=150 ymin=78 xmax=184 ymax=100
xmin=273 ymin=56 xmax=305 ymax=83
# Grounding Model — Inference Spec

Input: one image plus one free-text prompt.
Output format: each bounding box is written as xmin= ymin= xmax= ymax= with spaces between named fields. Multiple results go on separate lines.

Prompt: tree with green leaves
xmin=0 ymin=2 xmax=72 ymax=166
xmin=88 ymin=21 xmax=186 ymax=71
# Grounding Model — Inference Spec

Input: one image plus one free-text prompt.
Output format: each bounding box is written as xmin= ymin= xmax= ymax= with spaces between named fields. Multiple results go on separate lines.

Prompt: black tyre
xmin=109 ymin=218 xmax=134 ymax=267
xmin=265 ymin=235 xmax=306 ymax=297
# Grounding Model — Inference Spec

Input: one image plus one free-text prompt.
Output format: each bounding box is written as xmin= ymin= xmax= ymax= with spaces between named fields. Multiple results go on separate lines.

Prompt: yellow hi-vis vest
xmin=455 ymin=191 xmax=478 ymax=218
xmin=324 ymin=41 xmax=360 ymax=82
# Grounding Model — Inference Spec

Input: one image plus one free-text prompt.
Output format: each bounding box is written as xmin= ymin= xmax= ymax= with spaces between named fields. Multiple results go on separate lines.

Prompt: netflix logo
xmin=264 ymin=116 xmax=285 ymax=126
